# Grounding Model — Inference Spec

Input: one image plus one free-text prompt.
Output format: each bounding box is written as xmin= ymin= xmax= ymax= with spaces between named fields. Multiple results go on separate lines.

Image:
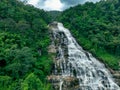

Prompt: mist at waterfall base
xmin=49 ymin=22 xmax=120 ymax=90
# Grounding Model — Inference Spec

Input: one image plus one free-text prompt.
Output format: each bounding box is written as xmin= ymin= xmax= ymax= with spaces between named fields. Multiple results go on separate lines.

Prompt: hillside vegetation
xmin=0 ymin=0 xmax=120 ymax=89
xmin=59 ymin=0 xmax=120 ymax=70
xmin=0 ymin=0 xmax=52 ymax=90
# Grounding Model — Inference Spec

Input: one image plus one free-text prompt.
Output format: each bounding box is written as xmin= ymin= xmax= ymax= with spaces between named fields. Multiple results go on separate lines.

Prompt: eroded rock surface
xmin=48 ymin=22 xmax=120 ymax=90
xmin=47 ymin=75 xmax=79 ymax=90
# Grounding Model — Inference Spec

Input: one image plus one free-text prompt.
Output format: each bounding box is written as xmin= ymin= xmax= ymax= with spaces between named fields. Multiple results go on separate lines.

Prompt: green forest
xmin=0 ymin=0 xmax=52 ymax=90
xmin=0 ymin=0 xmax=120 ymax=90
xmin=58 ymin=0 xmax=120 ymax=70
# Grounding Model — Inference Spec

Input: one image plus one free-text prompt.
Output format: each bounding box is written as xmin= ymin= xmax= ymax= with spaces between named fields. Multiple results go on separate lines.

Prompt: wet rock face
xmin=49 ymin=22 xmax=58 ymax=29
xmin=48 ymin=22 xmax=120 ymax=90
xmin=48 ymin=22 xmax=79 ymax=90
xmin=48 ymin=45 xmax=56 ymax=53
xmin=112 ymin=71 xmax=120 ymax=86
xmin=47 ymin=75 xmax=79 ymax=90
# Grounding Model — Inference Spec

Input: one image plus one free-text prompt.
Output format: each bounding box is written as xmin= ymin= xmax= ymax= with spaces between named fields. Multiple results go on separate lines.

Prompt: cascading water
xmin=59 ymin=78 xmax=63 ymax=90
xmin=49 ymin=22 xmax=120 ymax=90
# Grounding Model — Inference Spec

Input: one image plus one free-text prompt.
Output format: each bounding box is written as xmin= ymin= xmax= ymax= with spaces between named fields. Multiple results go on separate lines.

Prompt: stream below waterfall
xmin=49 ymin=22 xmax=120 ymax=90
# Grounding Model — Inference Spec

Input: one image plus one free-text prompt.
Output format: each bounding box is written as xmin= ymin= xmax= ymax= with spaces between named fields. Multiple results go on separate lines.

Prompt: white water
xmin=59 ymin=78 xmax=63 ymax=90
xmin=50 ymin=22 xmax=120 ymax=90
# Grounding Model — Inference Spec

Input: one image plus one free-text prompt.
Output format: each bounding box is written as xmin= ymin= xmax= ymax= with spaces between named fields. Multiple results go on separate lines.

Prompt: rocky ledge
xmin=47 ymin=75 xmax=79 ymax=90
xmin=112 ymin=71 xmax=120 ymax=86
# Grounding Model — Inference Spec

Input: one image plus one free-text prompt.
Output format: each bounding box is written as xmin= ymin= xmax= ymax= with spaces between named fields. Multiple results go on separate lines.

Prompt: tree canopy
xmin=0 ymin=0 xmax=52 ymax=89
xmin=59 ymin=0 xmax=120 ymax=70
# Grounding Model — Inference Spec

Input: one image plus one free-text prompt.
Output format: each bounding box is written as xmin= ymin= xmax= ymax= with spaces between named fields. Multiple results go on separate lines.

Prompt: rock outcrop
xmin=48 ymin=22 xmax=120 ymax=90
xmin=47 ymin=75 xmax=79 ymax=90
xmin=112 ymin=71 xmax=120 ymax=86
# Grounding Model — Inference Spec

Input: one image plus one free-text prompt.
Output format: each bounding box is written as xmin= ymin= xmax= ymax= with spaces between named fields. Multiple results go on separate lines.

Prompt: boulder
xmin=47 ymin=75 xmax=79 ymax=90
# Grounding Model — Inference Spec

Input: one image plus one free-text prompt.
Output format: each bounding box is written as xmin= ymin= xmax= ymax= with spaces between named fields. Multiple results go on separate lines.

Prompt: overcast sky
xmin=26 ymin=0 xmax=100 ymax=11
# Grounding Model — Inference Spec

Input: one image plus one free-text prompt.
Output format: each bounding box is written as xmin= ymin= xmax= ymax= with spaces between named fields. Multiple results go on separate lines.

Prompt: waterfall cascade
xmin=49 ymin=22 xmax=120 ymax=90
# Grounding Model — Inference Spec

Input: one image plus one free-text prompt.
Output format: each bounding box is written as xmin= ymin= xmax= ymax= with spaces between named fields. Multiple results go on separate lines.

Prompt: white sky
xmin=44 ymin=0 xmax=63 ymax=11
xmin=27 ymin=0 xmax=100 ymax=11
xmin=28 ymin=0 xmax=39 ymax=6
xmin=28 ymin=0 xmax=64 ymax=11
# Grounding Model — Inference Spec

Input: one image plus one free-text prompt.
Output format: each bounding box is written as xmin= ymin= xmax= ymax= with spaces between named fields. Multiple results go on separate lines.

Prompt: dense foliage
xmin=0 ymin=0 xmax=52 ymax=89
xmin=59 ymin=0 xmax=120 ymax=70
xmin=48 ymin=11 xmax=61 ymax=22
xmin=1 ymin=0 xmax=120 ymax=89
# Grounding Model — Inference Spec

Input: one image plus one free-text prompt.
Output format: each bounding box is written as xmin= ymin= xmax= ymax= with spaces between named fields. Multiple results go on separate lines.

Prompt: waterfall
xmin=49 ymin=22 xmax=120 ymax=90
xmin=59 ymin=78 xmax=63 ymax=90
